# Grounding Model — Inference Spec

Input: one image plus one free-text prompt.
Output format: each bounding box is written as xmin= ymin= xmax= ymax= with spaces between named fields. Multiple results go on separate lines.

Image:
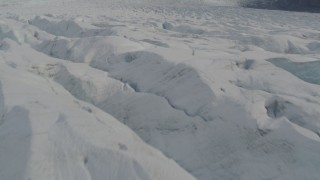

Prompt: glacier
xmin=1 ymin=0 xmax=320 ymax=180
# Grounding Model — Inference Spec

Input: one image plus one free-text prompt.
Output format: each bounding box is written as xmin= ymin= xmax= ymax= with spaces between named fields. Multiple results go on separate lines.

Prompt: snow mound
xmin=265 ymin=96 xmax=320 ymax=136
xmin=162 ymin=22 xmax=206 ymax=35
xmin=237 ymin=35 xmax=309 ymax=54
xmin=91 ymin=51 xmax=216 ymax=121
xmin=0 ymin=42 xmax=195 ymax=180
xmin=0 ymin=21 xmax=23 ymax=43
xmin=29 ymin=16 xmax=115 ymax=38
xmin=36 ymin=36 xmax=144 ymax=63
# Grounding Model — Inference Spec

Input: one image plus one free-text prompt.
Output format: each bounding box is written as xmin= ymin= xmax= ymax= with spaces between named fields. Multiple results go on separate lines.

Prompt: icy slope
xmin=1 ymin=1 xmax=320 ymax=180
xmin=0 ymin=38 xmax=195 ymax=180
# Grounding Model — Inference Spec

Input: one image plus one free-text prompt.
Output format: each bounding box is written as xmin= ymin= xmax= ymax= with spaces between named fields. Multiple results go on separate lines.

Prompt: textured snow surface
xmin=1 ymin=0 xmax=320 ymax=180
xmin=0 ymin=42 xmax=195 ymax=180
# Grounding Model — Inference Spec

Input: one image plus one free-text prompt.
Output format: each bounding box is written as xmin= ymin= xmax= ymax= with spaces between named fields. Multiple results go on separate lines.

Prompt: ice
xmin=91 ymin=51 xmax=216 ymax=121
xmin=0 ymin=46 xmax=195 ymax=180
xmin=29 ymin=16 xmax=115 ymax=38
xmin=1 ymin=0 xmax=320 ymax=180
xmin=268 ymin=58 xmax=320 ymax=85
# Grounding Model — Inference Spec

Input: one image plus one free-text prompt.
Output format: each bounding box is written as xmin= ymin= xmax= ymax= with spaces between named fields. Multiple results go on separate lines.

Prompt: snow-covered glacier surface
xmin=1 ymin=0 xmax=320 ymax=180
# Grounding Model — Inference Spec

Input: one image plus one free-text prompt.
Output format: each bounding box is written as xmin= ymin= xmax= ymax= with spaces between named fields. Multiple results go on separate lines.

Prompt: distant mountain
xmin=240 ymin=0 xmax=320 ymax=12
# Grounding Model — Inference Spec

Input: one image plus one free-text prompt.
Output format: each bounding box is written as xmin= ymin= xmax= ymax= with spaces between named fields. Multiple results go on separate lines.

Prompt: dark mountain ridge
xmin=240 ymin=0 xmax=320 ymax=12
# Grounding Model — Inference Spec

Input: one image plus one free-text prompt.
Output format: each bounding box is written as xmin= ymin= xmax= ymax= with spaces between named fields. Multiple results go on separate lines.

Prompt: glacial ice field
xmin=0 ymin=0 xmax=320 ymax=180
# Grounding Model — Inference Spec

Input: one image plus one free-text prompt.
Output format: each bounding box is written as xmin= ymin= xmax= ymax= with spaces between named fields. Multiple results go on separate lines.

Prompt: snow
xmin=0 ymin=40 xmax=195 ymax=180
xmin=1 ymin=0 xmax=320 ymax=180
